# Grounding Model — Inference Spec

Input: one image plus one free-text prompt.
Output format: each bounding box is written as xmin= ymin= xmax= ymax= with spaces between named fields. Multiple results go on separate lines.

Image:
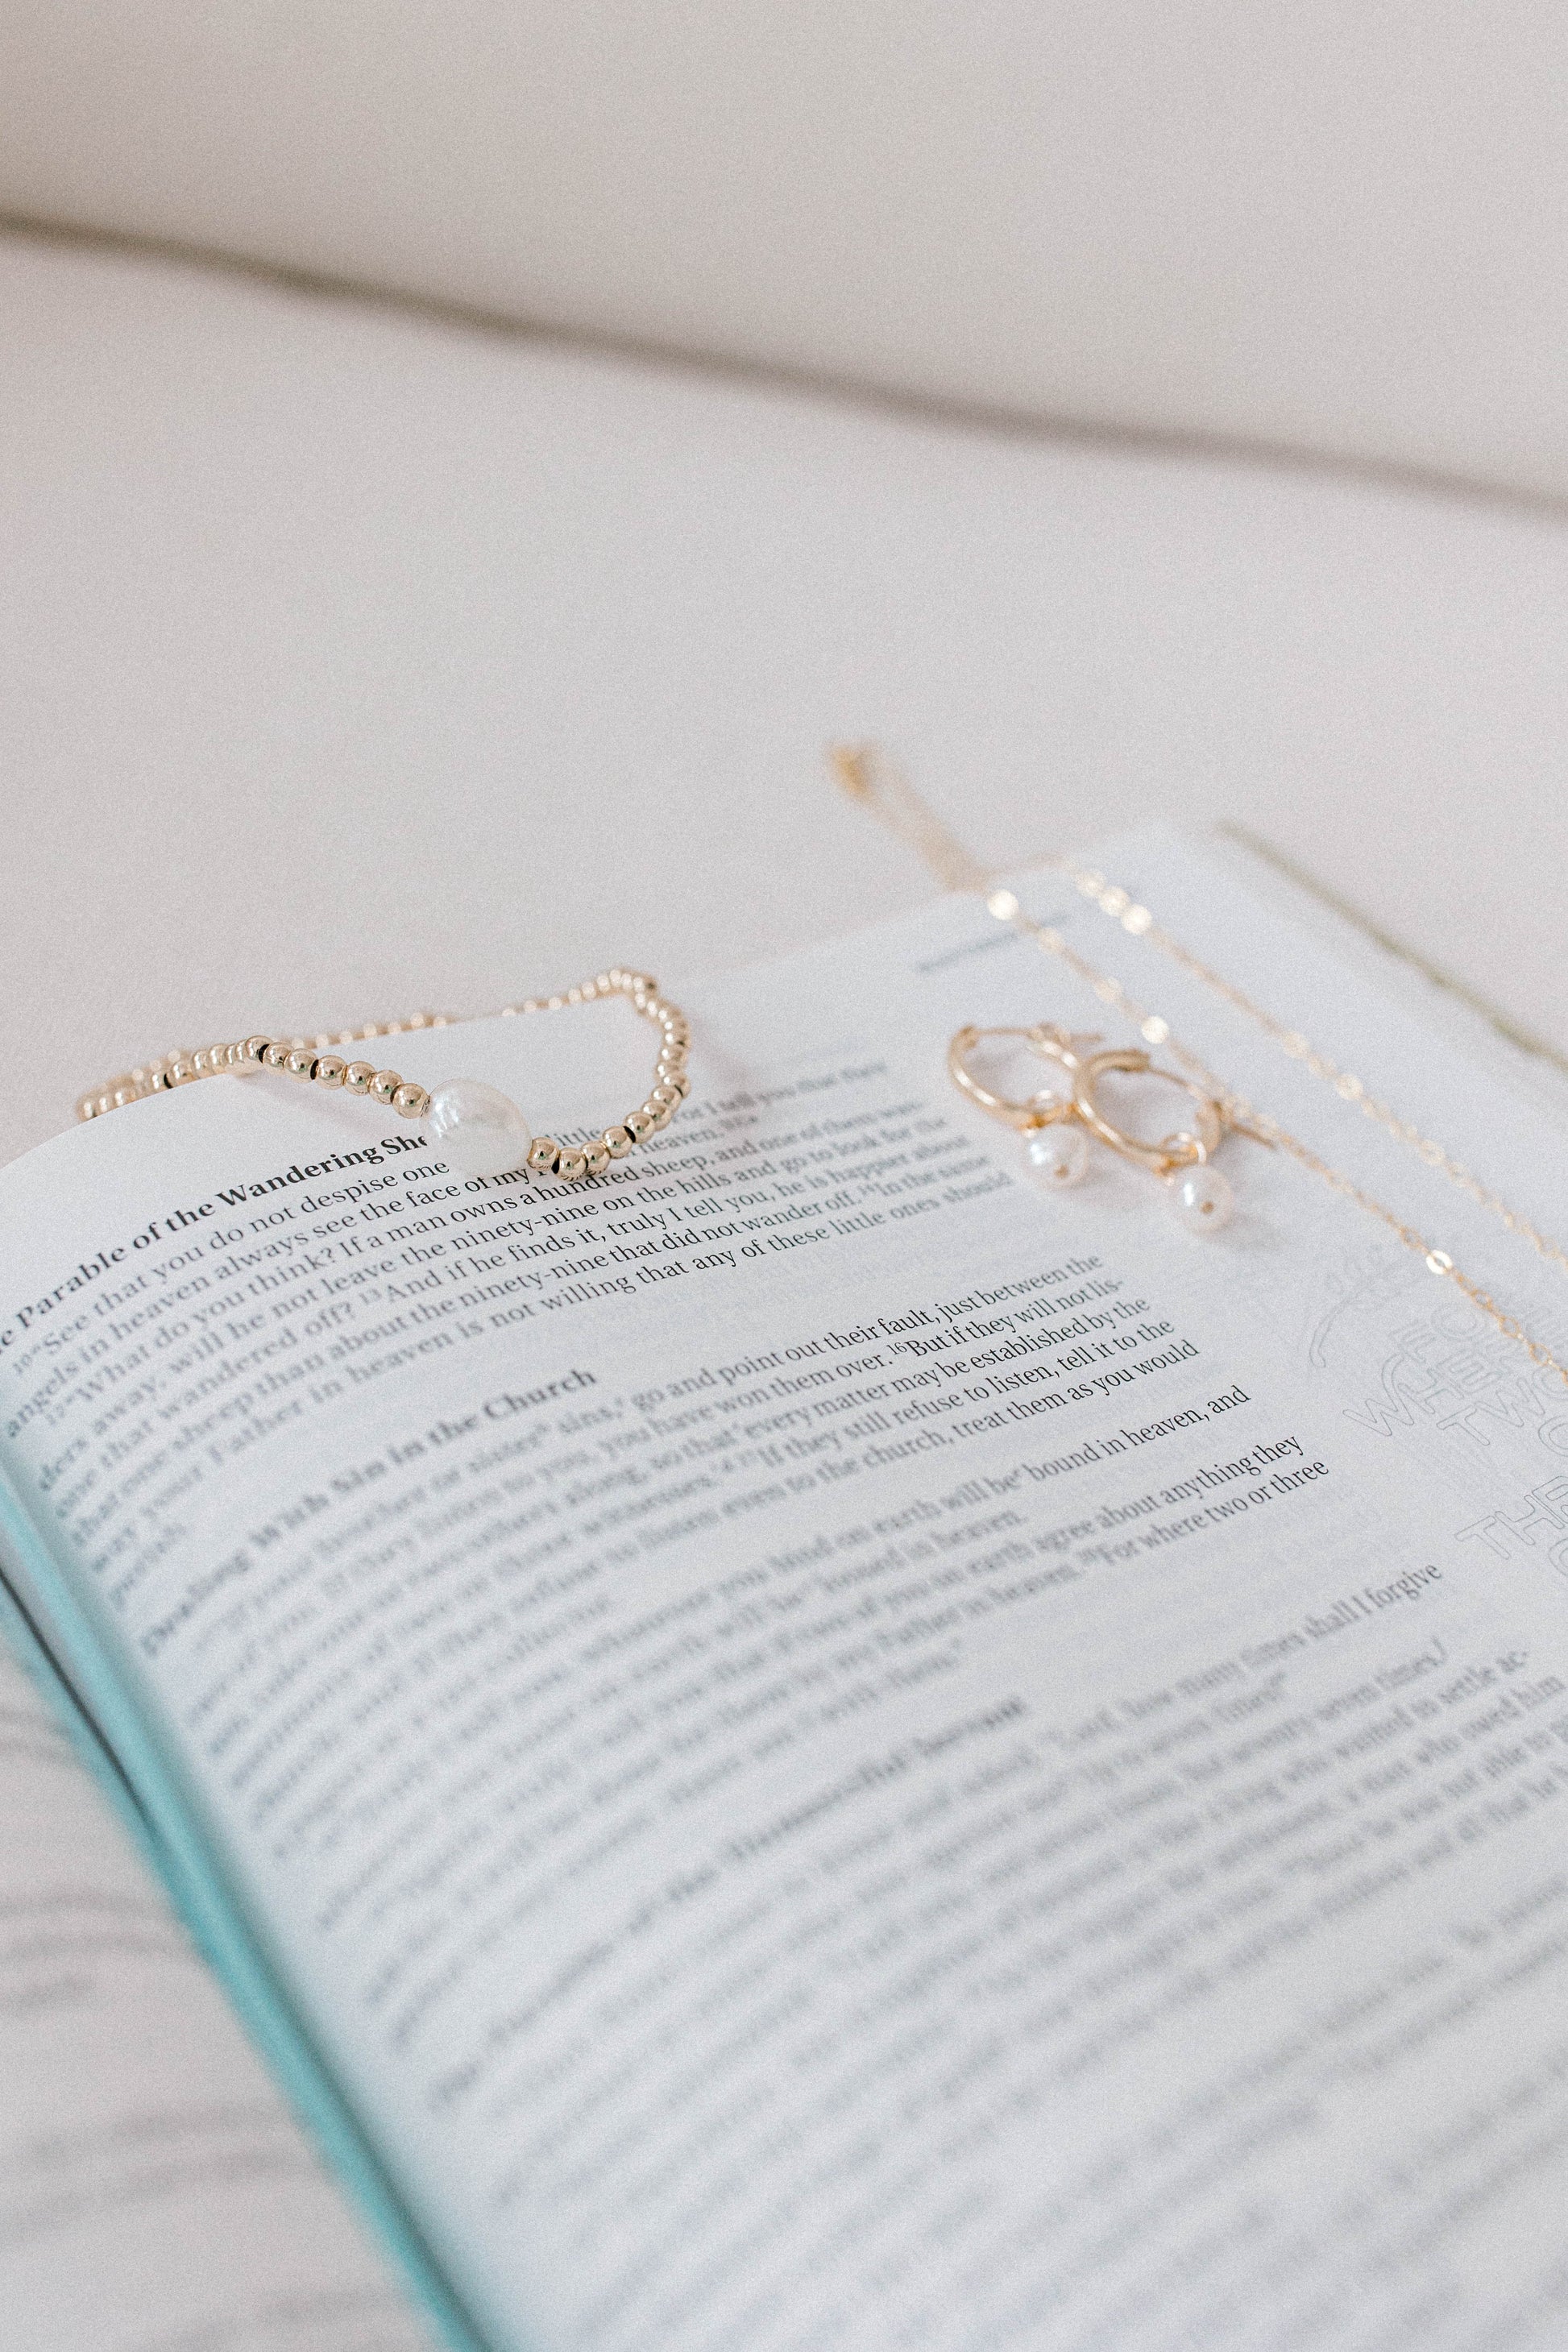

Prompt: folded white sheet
xmin=2 ymin=3 xmax=1566 ymax=496
xmin=5 ymin=230 xmax=1567 ymax=1168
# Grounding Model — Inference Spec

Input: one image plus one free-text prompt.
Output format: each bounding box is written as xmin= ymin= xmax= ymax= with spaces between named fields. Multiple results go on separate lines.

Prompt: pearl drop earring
xmin=946 ymin=1023 xmax=1267 ymax=1233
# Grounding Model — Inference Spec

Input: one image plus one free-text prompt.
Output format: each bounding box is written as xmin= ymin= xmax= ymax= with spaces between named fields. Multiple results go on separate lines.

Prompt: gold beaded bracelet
xmin=76 ymin=970 xmax=692 ymax=1184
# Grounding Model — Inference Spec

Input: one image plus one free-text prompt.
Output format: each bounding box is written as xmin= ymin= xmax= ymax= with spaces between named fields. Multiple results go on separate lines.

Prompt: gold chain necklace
xmin=832 ymin=745 xmax=1568 ymax=1386
xmin=1057 ymin=850 xmax=1568 ymax=1286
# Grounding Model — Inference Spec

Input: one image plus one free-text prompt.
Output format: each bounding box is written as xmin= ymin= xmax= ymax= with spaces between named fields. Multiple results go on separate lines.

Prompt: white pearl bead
xmin=1024 ymin=1123 xmax=1090 ymax=1189
xmin=425 ymin=1080 xmax=532 ymax=1178
xmin=1170 ymin=1164 xmax=1233 ymax=1233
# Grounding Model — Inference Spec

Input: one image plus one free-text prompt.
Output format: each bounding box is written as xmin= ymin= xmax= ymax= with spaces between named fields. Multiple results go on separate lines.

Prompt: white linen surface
xmin=4 ymin=230 xmax=1568 ymax=1166
xmin=1 ymin=3 xmax=1567 ymax=498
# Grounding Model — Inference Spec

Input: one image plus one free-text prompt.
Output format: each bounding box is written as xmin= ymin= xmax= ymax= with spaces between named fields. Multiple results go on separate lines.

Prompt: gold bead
xmin=109 ymin=989 xmax=689 ymax=1159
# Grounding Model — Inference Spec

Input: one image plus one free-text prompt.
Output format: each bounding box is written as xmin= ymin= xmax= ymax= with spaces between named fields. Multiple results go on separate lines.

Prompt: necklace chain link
xmin=832 ymin=746 xmax=1568 ymax=1387
xmin=1060 ymin=859 xmax=1568 ymax=1285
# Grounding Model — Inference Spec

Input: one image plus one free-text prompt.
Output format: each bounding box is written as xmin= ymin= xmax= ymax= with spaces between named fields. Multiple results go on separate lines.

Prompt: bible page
xmin=4 ymin=829 xmax=1568 ymax=2352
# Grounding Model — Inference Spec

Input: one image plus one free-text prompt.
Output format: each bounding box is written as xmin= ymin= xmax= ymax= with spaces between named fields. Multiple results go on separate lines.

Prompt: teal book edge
xmin=0 ymin=1463 xmax=500 ymax=2352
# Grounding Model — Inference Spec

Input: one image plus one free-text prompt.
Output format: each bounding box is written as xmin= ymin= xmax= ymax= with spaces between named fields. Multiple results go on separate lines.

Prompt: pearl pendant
xmin=425 ymin=1080 xmax=532 ymax=1178
xmin=1024 ymin=1123 xmax=1090 ymax=1189
xmin=1170 ymin=1164 xmax=1233 ymax=1234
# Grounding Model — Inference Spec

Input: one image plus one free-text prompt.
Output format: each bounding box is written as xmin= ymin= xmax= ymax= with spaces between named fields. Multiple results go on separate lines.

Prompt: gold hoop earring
xmin=946 ymin=1024 xmax=1099 ymax=1190
xmin=947 ymin=1026 xmax=1269 ymax=1230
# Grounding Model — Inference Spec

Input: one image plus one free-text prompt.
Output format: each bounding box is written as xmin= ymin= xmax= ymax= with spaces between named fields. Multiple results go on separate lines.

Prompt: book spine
xmin=0 ymin=1462 xmax=495 ymax=2352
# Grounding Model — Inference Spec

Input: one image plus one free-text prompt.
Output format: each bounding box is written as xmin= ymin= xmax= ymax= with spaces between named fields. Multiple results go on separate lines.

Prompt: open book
xmin=6 ymin=828 xmax=1568 ymax=2352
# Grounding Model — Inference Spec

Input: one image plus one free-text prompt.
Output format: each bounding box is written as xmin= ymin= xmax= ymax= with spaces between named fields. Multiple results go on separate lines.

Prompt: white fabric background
xmin=6 ymin=232 xmax=1568 ymax=1165
xmin=2 ymin=3 xmax=1567 ymax=498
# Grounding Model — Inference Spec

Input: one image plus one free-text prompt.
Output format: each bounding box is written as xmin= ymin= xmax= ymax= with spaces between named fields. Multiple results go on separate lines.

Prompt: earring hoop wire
xmin=948 ymin=1024 xmax=1272 ymax=1178
xmin=945 ymin=1024 xmax=1087 ymax=1130
xmin=1070 ymin=1047 xmax=1224 ymax=1175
